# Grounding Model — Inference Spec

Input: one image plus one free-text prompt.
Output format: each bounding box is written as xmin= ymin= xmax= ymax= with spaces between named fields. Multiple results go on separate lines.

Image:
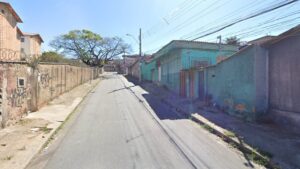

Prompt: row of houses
xmin=0 ymin=2 xmax=43 ymax=61
xmin=124 ymin=25 xmax=300 ymax=130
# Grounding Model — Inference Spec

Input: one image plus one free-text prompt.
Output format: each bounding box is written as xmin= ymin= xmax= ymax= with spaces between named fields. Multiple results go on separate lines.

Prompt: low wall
xmin=0 ymin=62 xmax=100 ymax=127
xmin=204 ymin=45 xmax=268 ymax=120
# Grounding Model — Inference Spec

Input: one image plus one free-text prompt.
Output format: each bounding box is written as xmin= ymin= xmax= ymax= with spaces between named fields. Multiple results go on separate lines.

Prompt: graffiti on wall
xmin=7 ymin=87 xmax=28 ymax=107
xmin=0 ymin=48 xmax=21 ymax=61
xmin=39 ymin=73 xmax=51 ymax=88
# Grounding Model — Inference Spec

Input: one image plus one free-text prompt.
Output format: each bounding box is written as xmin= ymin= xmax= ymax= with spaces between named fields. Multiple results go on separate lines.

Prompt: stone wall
xmin=0 ymin=62 xmax=100 ymax=127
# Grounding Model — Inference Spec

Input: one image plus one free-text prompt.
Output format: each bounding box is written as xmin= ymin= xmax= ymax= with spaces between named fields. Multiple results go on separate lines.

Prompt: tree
xmin=225 ymin=36 xmax=241 ymax=45
xmin=50 ymin=30 xmax=131 ymax=66
xmin=40 ymin=51 xmax=65 ymax=62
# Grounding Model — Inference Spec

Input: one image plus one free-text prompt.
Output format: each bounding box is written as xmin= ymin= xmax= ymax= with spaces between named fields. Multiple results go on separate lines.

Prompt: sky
xmin=6 ymin=0 xmax=300 ymax=55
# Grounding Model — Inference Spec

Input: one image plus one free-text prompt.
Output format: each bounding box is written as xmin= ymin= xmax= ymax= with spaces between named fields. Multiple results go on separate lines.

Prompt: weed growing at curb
xmin=39 ymin=127 xmax=52 ymax=134
xmin=18 ymin=146 xmax=26 ymax=151
xmin=247 ymin=151 xmax=269 ymax=167
xmin=224 ymin=130 xmax=236 ymax=138
xmin=201 ymin=124 xmax=214 ymax=133
xmin=2 ymin=155 xmax=13 ymax=161
xmin=190 ymin=115 xmax=280 ymax=169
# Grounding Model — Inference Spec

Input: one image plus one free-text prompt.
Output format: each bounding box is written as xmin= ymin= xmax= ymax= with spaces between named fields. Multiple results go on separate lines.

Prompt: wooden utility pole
xmin=139 ymin=28 xmax=142 ymax=82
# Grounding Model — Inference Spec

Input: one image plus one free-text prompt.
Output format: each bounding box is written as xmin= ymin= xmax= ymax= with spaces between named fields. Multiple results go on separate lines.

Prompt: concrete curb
xmin=23 ymin=79 xmax=100 ymax=169
xmin=119 ymin=76 xmax=198 ymax=169
xmin=159 ymin=95 xmax=279 ymax=169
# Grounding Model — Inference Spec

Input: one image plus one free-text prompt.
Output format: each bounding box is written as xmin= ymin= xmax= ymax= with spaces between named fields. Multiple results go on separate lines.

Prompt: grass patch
xmin=224 ymin=130 xmax=236 ymax=138
xmin=39 ymin=127 xmax=53 ymax=134
xmin=19 ymin=119 xmax=30 ymax=126
xmin=255 ymin=148 xmax=273 ymax=159
xmin=201 ymin=124 xmax=214 ymax=133
xmin=247 ymin=151 xmax=270 ymax=167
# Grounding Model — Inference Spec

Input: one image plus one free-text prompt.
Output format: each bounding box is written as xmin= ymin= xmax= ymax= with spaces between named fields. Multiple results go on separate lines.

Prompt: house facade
xmin=120 ymin=55 xmax=140 ymax=74
xmin=21 ymin=33 xmax=43 ymax=58
xmin=201 ymin=25 xmax=300 ymax=124
xmin=0 ymin=2 xmax=23 ymax=61
xmin=264 ymin=26 xmax=300 ymax=130
xmin=141 ymin=40 xmax=238 ymax=98
xmin=204 ymin=45 xmax=268 ymax=120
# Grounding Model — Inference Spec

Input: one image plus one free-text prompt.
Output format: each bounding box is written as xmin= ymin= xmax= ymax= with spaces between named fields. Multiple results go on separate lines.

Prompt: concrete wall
xmin=0 ymin=62 xmax=99 ymax=127
xmin=268 ymin=32 xmax=300 ymax=113
xmin=129 ymin=60 xmax=140 ymax=80
xmin=0 ymin=63 xmax=32 ymax=127
xmin=141 ymin=61 xmax=157 ymax=82
xmin=204 ymin=45 xmax=268 ymax=120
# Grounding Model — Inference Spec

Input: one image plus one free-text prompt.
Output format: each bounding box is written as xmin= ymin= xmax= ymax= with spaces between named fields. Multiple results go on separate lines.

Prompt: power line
xmin=190 ymin=0 xmax=299 ymax=41
xmin=222 ymin=10 xmax=300 ymax=38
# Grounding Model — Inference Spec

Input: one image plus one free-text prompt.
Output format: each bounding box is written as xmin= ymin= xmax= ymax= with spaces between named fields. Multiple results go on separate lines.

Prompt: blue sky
xmin=6 ymin=0 xmax=300 ymax=54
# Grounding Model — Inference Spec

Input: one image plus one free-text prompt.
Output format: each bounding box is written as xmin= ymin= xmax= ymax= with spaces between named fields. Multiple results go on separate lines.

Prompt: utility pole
xmin=217 ymin=35 xmax=222 ymax=53
xmin=139 ymin=28 xmax=142 ymax=82
xmin=139 ymin=28 xmax=142 ymax=58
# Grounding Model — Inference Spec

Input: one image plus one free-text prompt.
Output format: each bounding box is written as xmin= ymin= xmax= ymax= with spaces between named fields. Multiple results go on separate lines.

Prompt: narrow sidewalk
xmin=136 ymin=79 xmax=300 ymax=169
xmin=0 ymin=79 xmax=100 ymax=169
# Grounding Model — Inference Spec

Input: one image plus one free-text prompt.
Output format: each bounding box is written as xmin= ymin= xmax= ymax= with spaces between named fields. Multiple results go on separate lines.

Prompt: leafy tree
xmin=50 ymin=30 xmax=131 ymax=66
xmin=40 ymin=51 xmax=65 ymax=62
xmin=225 ymin=36 xmax=241 ymax=45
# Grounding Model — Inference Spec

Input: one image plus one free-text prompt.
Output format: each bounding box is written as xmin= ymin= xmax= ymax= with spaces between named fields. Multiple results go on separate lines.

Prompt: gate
xmin=180 ymin=71 xmax=187 ymax=97
xmin=198 ymin=71 xmax=205 ymax=101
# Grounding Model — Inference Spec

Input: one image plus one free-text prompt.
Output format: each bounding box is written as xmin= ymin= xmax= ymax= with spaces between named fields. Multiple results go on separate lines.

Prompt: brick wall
xmin=0 ymin=62 xmax=100 ymax=127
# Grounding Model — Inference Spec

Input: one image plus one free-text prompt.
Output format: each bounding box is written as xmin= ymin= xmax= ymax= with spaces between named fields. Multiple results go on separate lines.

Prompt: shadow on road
xmin=125 ymin=75 xmax=187 ymax=121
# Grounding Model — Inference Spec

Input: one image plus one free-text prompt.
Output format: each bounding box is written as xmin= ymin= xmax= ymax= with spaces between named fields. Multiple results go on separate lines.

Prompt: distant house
xmin=21 ymin=33 xmax=44 ymax=58
xmin=0 ymin=2 xmax=23 ymax=61
xmin=120 ymin=55 xmax=140 ymax=74
xmin=128 ymin=55 xmax=152 ymax=80
xmin=141 ymin=40 xmax=238 ymax=98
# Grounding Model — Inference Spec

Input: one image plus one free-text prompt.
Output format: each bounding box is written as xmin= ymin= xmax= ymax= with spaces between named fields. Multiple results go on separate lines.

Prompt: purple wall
xmin=268 ymin=32 xmax=300 ymax=114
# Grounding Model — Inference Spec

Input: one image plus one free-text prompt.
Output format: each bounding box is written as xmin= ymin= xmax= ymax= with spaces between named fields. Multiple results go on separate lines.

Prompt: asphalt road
xmin=40 ymin=73 xmax=256 ymax=169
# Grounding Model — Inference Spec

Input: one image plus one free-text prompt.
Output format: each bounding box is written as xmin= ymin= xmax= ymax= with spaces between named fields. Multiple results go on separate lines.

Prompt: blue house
xmin=141 ymin=40 xmax=238 ymax=98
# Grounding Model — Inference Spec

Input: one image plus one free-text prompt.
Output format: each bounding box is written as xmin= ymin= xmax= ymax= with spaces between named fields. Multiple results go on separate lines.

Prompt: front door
xmin=189 ymin=70 xmax=195 ymax=98
xmin=198 ymin=71 xmax=205 ymax=101
xmin=151 ymin=69 xmax=155 ymax=82
xmin=180 ymin=71 xmax=187 ymax=97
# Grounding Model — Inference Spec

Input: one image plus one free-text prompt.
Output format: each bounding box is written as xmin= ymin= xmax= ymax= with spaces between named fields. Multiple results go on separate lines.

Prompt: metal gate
xmin=198 ymin=71 xmax=205 ymax=101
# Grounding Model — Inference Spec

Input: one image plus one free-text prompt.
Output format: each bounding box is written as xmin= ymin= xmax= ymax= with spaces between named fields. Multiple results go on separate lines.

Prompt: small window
xmin=17 ymin=78 xmax=25 ymax=88
xmin=1 ymin=9 xmax=5 ymax=14
xmin=21 ymin=48 xmax=24 ymax=52
xmin=21 ymin=38 xmax=25 ymax=42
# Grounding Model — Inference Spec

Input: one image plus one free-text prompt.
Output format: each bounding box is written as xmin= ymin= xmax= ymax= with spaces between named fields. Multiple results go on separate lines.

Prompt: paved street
xmin=41 ymin=73 xmax=256 ymax=169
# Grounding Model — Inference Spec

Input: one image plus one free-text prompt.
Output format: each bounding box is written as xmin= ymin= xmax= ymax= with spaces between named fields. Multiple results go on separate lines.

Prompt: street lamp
xmin=126 ymin=28 xmax=142 ymax=82
xmin=126 ymin=34 xmax=139 ymax=44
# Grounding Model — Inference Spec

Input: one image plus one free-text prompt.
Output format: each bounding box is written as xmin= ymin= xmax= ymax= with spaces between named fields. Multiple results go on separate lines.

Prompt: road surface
xmin=32 ymin=73 xmax=256 ymax=169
